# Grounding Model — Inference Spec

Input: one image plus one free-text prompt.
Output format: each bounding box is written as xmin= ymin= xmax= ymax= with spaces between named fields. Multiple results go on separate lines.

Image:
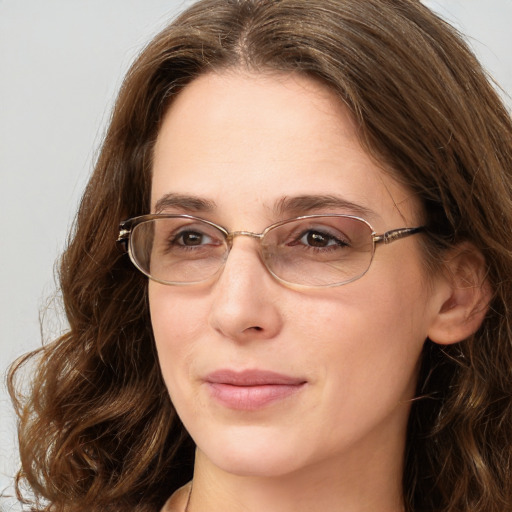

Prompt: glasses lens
xmin=262 ymin=216 xmax=374 ymax=286
xmin=130 ymin=217 xmax=228 ymax=284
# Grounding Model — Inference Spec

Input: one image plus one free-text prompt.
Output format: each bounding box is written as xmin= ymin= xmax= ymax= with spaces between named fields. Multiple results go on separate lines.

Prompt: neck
xmin=187 ymin=435 xmax=406 ymax=512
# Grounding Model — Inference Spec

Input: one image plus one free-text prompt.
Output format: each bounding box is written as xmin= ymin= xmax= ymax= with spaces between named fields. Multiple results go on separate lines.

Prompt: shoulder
xmin=160 ymin=482 xmax=192 ymax=512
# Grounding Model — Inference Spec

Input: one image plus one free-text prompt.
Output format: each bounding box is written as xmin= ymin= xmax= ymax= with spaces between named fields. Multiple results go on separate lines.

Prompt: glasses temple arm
xmin=373 ymin=226 xmax=425 ymax=245
xmin=116 ymin=226 xmax=131 ymax=253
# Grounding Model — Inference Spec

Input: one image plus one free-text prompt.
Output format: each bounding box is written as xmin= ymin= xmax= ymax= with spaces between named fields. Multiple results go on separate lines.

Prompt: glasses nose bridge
xmin=226 ymin=230 xmax=264 ymax=246
xmin=220 ymin=230 xmax=268 ymax=280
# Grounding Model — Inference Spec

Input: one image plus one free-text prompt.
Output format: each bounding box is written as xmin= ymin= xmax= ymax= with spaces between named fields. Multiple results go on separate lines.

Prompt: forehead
xmin=151 ymin=71 xmax=419 ymax=229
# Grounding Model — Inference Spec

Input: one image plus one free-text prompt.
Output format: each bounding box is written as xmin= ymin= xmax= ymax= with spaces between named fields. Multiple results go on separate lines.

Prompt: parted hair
xmin=9 ymin=0 xmax=512 ymax=511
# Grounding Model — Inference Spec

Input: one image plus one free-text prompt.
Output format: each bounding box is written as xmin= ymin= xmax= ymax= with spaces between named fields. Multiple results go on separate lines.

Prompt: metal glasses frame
xmin=117 ymin=213 xmax=424 ymax=288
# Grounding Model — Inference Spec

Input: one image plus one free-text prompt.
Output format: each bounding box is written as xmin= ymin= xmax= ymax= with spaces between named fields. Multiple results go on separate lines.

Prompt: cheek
xmin=148 ymin=284 xmax=209 ymax=394
xmin=288 ymin=265 xmax=432 ymax=395
xmin=291 ymin=274 xmax=430 ymax=348
xmin=150 ymin=290 xmax=202 ymax=341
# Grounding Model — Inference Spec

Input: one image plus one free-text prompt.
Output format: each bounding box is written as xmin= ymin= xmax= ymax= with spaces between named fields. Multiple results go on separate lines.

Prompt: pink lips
xmin=204 ymin=370 xmax=307 ymax=411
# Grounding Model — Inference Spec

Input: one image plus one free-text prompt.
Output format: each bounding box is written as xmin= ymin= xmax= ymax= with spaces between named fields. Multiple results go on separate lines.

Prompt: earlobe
xmin=427 ymin=243 xmax=492 ymax=345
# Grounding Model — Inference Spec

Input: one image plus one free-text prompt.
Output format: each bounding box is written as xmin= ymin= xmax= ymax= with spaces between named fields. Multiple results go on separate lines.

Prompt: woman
xmin=8 ymin=0 xmax=512 ymax=511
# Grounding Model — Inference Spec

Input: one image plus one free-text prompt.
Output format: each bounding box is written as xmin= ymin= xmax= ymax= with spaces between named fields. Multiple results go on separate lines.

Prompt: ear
xmin=428 ymin=243 xmax=492 ymax=345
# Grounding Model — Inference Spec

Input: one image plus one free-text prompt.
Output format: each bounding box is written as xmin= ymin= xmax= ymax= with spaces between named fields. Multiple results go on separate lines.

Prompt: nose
xmin=208 ymin=237 xmax=283 ymax=342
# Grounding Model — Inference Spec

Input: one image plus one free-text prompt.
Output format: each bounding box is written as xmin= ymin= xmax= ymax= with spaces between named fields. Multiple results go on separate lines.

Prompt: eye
xmin=299 ymin=230 xmax=346 ymax=248
xmin=297 ymin=229 xmax=349 ymax=249
xmin=174 ymin=230 xmax=213 ymax=246
xmin=173 ymin=231 xmax=212 ymax=246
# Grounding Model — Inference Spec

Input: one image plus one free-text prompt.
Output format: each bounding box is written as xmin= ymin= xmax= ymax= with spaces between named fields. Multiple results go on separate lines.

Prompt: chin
xmin=194 ymin=424 xmax=311 ymax=478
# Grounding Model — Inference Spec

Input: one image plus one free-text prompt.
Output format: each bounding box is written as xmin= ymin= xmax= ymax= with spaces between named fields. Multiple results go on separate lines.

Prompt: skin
xmin=149 ymin=71 xmax=450 ymax=512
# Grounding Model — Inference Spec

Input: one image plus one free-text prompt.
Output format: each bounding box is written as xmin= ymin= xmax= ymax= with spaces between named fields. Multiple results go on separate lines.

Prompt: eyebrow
xmin=153 ymin=192 xmax=376 ymax=220
xmin=274 ymin=194 xmax=377 ymax=219
xmin=154 ymin=193 xmax=217 ymax=213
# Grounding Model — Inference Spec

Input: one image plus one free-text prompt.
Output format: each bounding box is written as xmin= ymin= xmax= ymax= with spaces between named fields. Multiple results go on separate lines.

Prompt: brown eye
xmin=306 ymin=232 xmax=329 ymax=247
xmin=178 ymin=231 xmax=205 ymax=246
xmin=299 ymin=230 xmax=348 ymax=248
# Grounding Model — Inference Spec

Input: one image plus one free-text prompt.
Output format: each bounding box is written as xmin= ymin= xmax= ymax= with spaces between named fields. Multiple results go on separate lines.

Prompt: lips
xmin=204 ymin=369 xmax=307 ymax=410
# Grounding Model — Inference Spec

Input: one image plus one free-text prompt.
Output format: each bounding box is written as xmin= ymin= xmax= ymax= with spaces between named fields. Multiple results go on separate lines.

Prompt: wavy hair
xmin=9 ymin=0 xmax=512 ymax=510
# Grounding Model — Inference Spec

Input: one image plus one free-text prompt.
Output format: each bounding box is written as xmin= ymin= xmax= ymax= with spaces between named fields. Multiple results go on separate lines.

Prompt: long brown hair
xmin=9 ymin=1 xmax=512 ymax=510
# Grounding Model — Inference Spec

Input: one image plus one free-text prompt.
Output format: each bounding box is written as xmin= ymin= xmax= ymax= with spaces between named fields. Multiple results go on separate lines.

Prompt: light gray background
xmin=1 ymin=1 xmax=511 ymax=509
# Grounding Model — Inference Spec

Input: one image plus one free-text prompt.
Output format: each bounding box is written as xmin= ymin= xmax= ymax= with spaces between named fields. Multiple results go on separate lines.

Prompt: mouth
xmin=204 ymin=369 xmax=307 ymax=411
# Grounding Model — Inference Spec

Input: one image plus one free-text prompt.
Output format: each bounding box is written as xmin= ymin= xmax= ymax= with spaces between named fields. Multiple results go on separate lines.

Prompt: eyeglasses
xmin=117 ymin=214 xmax=424 ymax=288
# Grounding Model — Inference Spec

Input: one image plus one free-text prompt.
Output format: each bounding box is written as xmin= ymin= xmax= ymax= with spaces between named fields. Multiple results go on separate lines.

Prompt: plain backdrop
xmin=1 ymin=1 xmax=511 ymax=509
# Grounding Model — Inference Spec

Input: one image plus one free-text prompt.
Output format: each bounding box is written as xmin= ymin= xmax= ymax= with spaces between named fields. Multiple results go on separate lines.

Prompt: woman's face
xmin=149 ymin=71 xmax=444 ymax=478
